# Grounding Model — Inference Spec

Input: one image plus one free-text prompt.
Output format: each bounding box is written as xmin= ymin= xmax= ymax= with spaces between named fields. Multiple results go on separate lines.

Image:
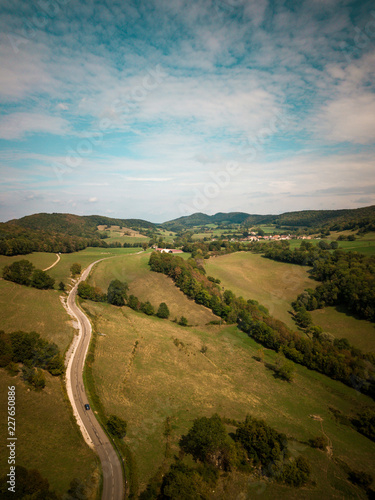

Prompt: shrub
xmin=179 ymin=316 xmax=188 ymax=327
xmin=30 ymin=269 xmax=55 ymax=289
xmin=70 ymin=263 xmax=81 ymax=276
xmin=3 ymin=260 xmax=34 ymax=285
xmin=128 ymin=295 xmax=140 ymax=310
xmin=107 ymin=415 xmax=127 ymax=438
xmin=309 ymin=435 xmax=328 ymax=449
xmin=141 ymin=301 xmax=155 ymax=315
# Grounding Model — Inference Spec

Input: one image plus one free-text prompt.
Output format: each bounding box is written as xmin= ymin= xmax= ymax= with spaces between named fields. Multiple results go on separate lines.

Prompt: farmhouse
xmin=155 ymin=247 xmax=183 ymax=254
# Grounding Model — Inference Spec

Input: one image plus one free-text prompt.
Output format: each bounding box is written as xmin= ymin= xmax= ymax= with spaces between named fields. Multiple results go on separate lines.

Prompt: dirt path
xmin=43 ymin=253 xmax=60 ymax=271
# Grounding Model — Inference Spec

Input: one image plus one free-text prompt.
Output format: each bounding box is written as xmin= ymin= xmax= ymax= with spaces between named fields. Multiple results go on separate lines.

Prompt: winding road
xmin=65 ymin=259 xmax=124 ymax=500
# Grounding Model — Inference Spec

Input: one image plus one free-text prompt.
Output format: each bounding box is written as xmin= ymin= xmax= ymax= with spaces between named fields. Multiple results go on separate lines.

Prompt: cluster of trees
xmin=148 ymin=252 xmax=375 ymax=398
xmin=263 ymin=243 xmax=375 ymax=322
xmin=2 ymin=260 xmax=55 ymax=289
xmin=0 ymin=330 xmax=64 ymax=388
xmin=142 ymin=413 xmax=311 ymax=499
xmin=77 ymin=277 xmax=172 ymax=321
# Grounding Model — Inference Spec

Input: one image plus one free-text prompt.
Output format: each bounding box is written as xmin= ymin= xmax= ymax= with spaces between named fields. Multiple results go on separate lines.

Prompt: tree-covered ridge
xmin=263 ymin=242 xmax=375 ymax=322
xmin=148 ymin=251 xmax=375 ymax=398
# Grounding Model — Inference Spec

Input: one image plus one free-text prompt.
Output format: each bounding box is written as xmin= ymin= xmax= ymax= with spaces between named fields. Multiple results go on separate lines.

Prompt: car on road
xmin=84 ymin=404 xmax=90 ymax=410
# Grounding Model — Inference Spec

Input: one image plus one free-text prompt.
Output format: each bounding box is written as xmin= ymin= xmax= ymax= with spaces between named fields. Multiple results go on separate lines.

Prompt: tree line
xmin=148 ymin=251 xmax=375 ymax=399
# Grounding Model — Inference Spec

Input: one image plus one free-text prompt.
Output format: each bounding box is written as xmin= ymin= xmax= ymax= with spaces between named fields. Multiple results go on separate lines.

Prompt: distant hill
xmin=162 ymin=205 xmax=375 ymax=230
xmin=1 ymin=206 xmax=374 ymax=256
xmin=162 ymin=212 xmax=267 ymax=230
xmin=12 ymin=213 xmax=155 ymax=235
xmin=0 ymin=213 xmax=156 ymax=256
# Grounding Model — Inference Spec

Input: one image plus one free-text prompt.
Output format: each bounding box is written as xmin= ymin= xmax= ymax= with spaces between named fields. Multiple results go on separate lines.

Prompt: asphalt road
xmin=66 ymin=260 xmax=124 ymax=500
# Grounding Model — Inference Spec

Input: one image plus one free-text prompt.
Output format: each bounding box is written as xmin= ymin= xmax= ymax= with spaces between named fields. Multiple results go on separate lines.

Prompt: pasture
xmin=88 ymin=251 xmax=216 ymax=326
xmin=205 ymin=252 xmax=316 ymax=329
xmin=83 ymin=298 xmax=374 ymax=498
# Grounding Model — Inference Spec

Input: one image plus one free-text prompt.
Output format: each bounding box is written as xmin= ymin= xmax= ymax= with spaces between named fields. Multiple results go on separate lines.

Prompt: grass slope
xmin=88 ymin=252 xmax=217 ymax=326
xmin=83 ymin=300 xmax=375 ymax=498
xmin=0 ymin=280 xmax=74 ymax=352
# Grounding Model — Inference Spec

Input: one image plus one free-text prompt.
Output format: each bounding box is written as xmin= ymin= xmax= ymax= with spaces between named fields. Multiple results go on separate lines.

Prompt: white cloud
xmin=0 ymin=112 xmax=70 ymax=140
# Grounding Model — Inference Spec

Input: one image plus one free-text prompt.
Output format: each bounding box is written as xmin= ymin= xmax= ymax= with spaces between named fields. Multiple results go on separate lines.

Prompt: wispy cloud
xmin=0 ymin=0 xmax=374 ymax=221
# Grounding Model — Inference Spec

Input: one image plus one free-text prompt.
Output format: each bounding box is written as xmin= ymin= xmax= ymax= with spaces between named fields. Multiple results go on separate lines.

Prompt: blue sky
xmin=0 ymin=0 xmax=374 ymax=223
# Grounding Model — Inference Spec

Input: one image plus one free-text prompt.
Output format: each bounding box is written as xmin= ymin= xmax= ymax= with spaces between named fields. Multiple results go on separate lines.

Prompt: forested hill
xmin=0 ymin=213 xmax=155 ymax=256
xmin=162 ymin=205 xmax=375 ymax=231
xmin=161 ymin=212 xmax=269 ymax=229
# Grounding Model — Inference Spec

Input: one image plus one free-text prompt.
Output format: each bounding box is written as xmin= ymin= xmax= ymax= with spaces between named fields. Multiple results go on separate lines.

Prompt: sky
xmin=0 ymin=0 xmax=374 ymax=223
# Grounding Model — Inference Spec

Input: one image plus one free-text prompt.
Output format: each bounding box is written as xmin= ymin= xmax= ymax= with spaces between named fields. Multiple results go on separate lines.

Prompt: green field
xmin=88 ymin=251 xmax=216 ymax=326
xmin=205 ymin=252 xmax=316 ymax=329
xmin=83 ymin=294 xmax=374 ymax=498
xmin=47 ymin=247 xmax=142 ymax=285
xmin=0 ymin=252 xmax=58 ymax=273
xmin=311 ymin=306 xmax=375 ymax=352
xmin=0 ymin=371 xmax=99 ymax=496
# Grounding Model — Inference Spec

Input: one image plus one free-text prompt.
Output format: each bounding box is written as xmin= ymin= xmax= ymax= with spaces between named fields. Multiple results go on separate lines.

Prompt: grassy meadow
xmin=0 ymin=252 xmax=58 ymax=273
xmin=205 ymin=252 xmax=316 ymax=329
xmin=82 ymin=295 xmax=374 ymax=498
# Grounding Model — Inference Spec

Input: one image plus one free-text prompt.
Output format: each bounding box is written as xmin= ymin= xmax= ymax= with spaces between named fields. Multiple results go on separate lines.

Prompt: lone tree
xmin=107 ymin=279 xmax=128 ymax=306
xmin=107 ymin=415 xmax=127 ymax=438
xmin=70 ymin=263 xmax=81 ymax=277
xmin=58 ymin=281 xmax=66 ymax=292
xmin=157 ymin=302 xmax=170 ymax=319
